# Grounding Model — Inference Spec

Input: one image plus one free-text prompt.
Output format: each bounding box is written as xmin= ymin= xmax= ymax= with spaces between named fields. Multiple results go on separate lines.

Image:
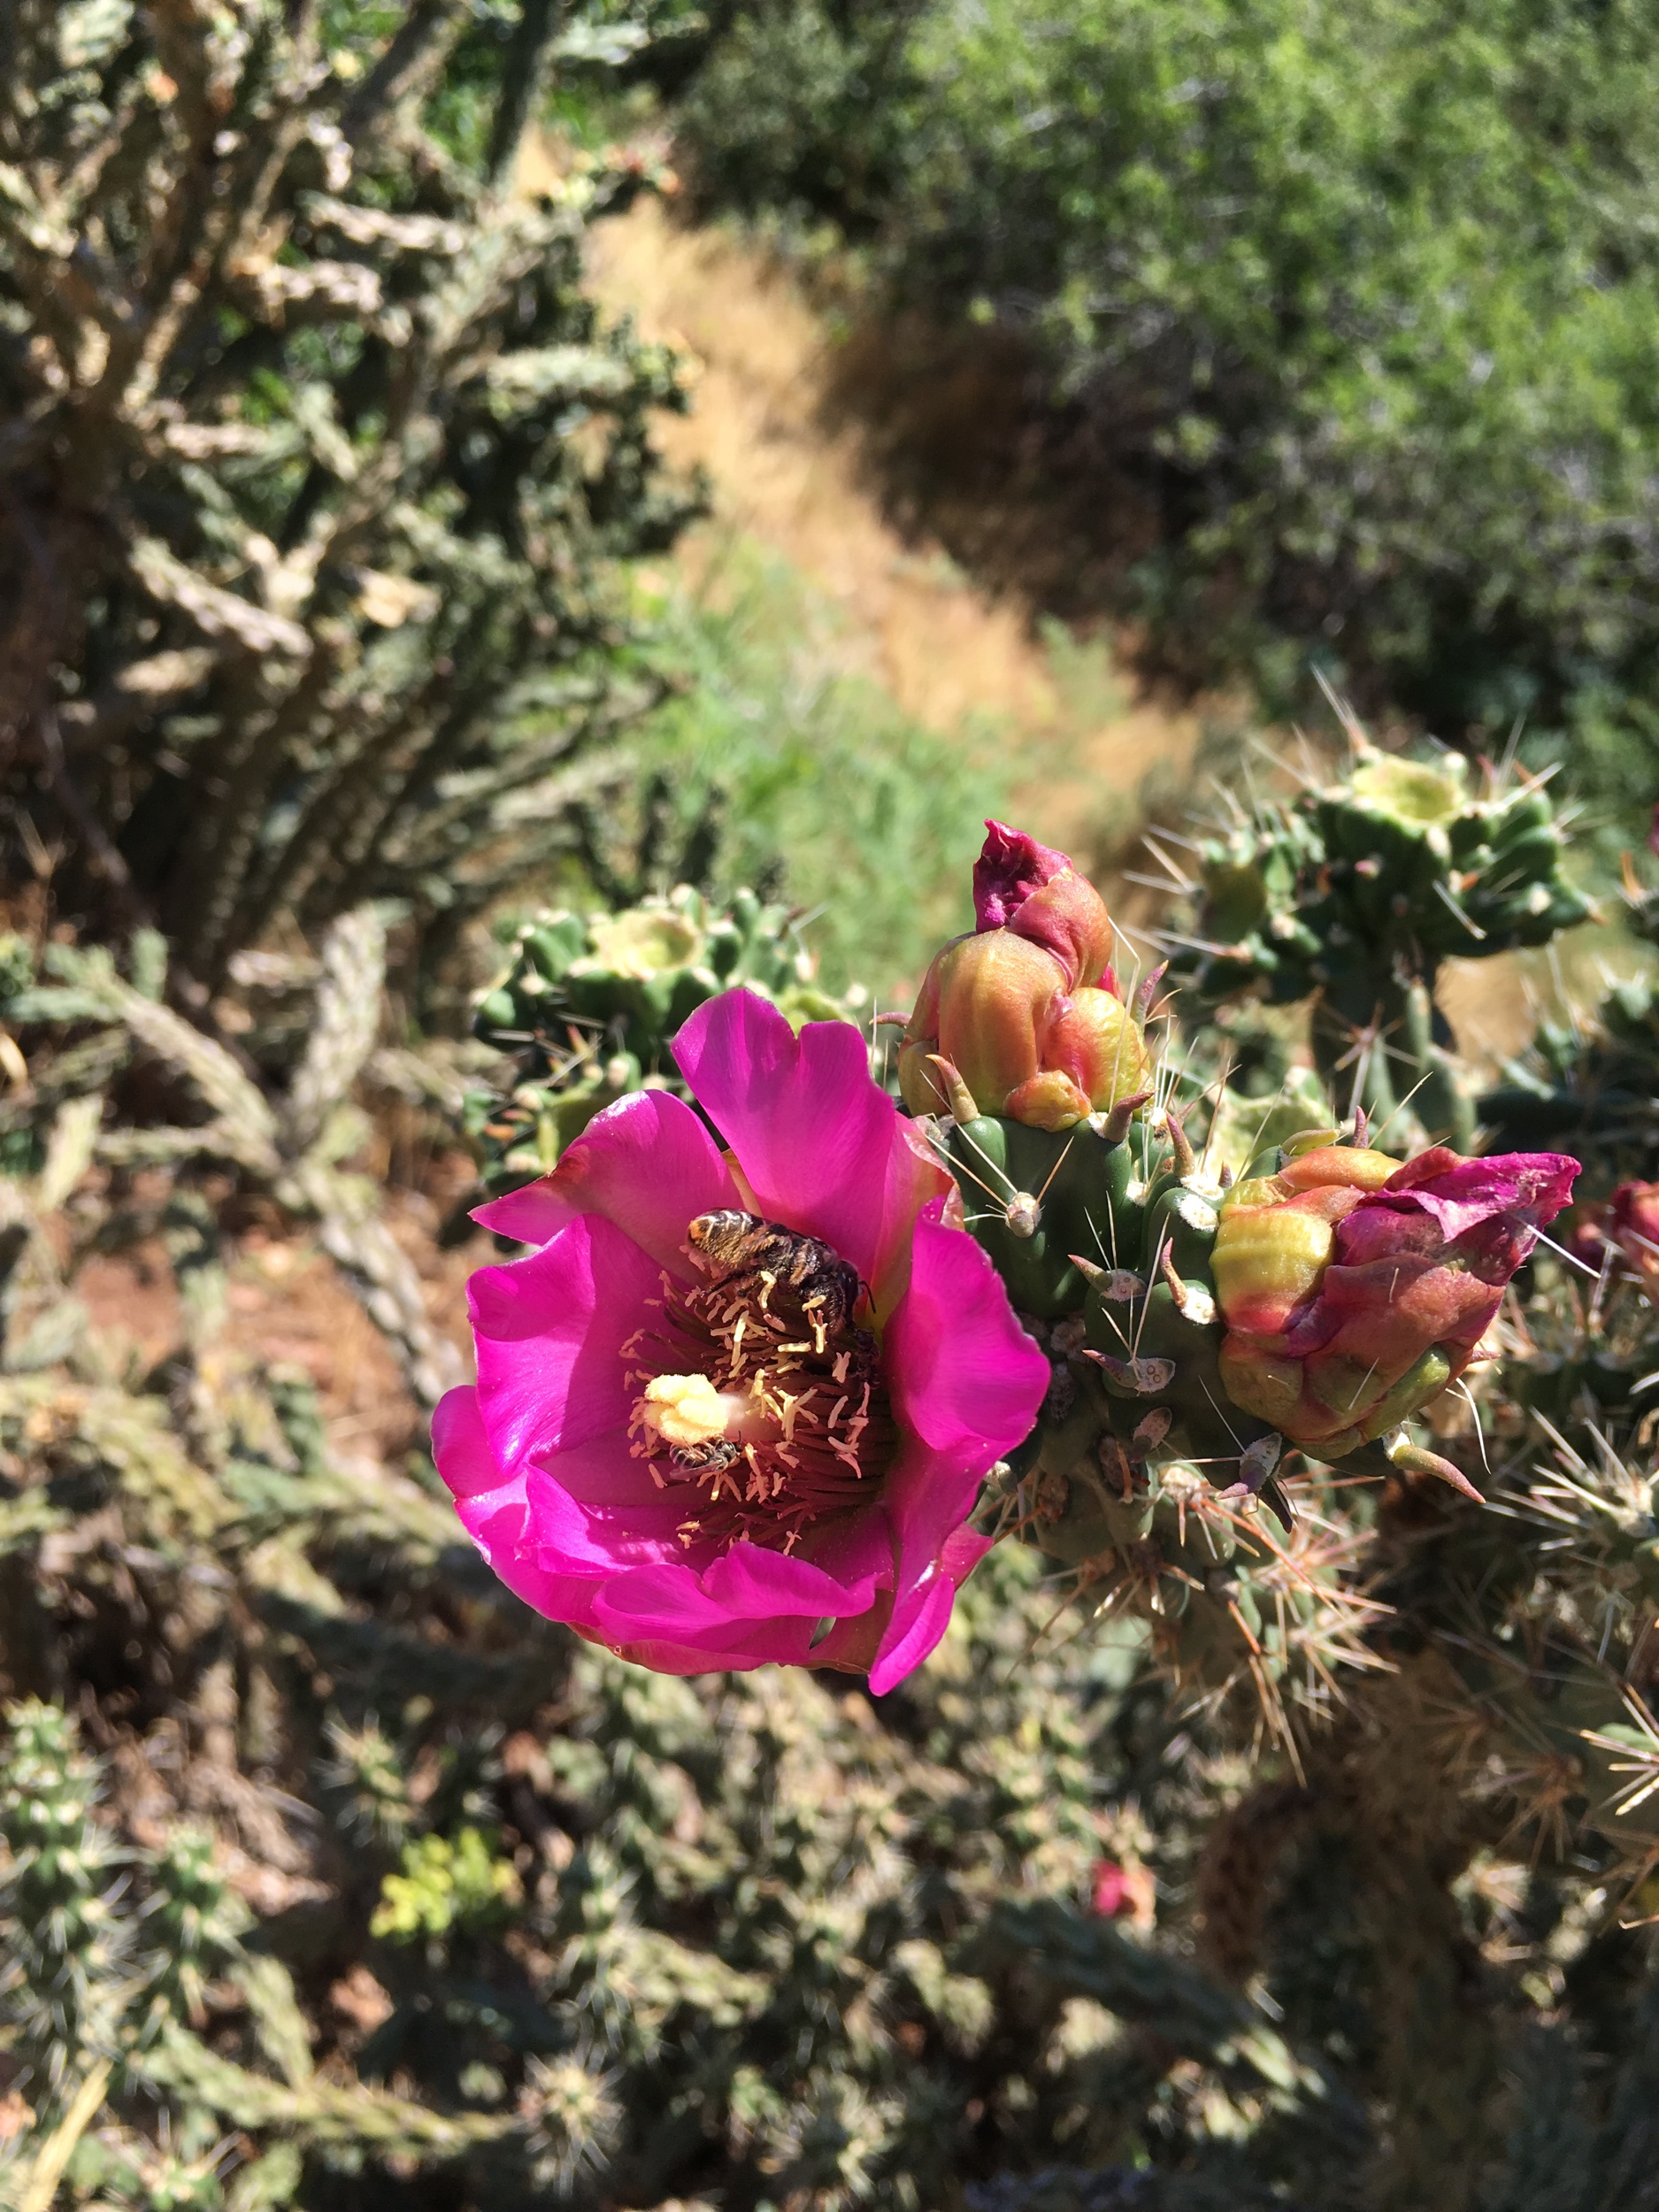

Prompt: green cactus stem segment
xmin=619 ymin=1230 xmax=895 ymax=1555
xmin=1168 ymin=731 xmax=1590 ymax=1153
xmin=942 ymin=1113 xmax=1139 ymax=1319
xmin=1148 ymin=1187 xmax=1221 ymax=1281
xmin=470 ymin=887 xmax=849 ymax=1201
xmin=937 ymin=1102 xmax=1293 ymax=1531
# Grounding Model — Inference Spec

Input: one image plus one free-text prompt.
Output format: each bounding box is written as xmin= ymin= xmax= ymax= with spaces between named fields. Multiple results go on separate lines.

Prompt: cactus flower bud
xmin=1213 ymin=1144 xmax=1578 ymax=1459
xmin=900 ymin=821 xmax=1152 ymax=1129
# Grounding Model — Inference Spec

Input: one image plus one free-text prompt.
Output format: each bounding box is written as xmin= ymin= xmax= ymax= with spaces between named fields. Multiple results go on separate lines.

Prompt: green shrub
xmin=676 ymin=0 xmax=1659 ymax=852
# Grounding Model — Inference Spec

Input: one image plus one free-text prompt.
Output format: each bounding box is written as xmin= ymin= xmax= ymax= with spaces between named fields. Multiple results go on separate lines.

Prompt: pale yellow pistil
xmin=636 ymin=1371 xmax=752 ymax=1450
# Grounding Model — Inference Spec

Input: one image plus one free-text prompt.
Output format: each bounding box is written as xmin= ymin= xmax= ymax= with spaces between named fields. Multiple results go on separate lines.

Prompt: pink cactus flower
xmin=433 ymin=989 xmax=1049 ymax=1693
xmin=1087 ymin=1857 xmax=1156 ymax=1927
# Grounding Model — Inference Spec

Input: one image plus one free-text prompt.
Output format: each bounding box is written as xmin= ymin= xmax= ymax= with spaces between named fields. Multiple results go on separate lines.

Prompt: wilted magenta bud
xmin=900 ymin=821 xmax=1152 ymax=1129
xmin=1579 ymin=1179 xmax=1659 ymax=1289
xmin=1213 ymin=1143 xmax=1578 ymax=1459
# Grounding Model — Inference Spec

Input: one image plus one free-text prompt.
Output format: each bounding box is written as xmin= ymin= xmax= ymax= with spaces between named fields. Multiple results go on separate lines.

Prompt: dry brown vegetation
xmin=582 ymin=196 xmax=1216 ymax=868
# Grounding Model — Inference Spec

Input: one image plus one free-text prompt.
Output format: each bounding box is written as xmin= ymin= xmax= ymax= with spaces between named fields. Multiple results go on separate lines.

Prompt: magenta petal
xmin=471 ymin=1215 xmax=662 ymax=1474
xmin=973 ymin=819 xmax=1071 ymax=930
xmin=672 ymin=990 xmax=902 ymax=1284
xmin=870 ymin=1118 xmax=960 ymax=1321
xmin=593 ymin=1542 xmax=878 ymax=1638
xmin=870 ymin=1527 xmax=991 ymax=1695
xmin=432 ymin=1384 xmax=505 ymax=1502
xmin=530 ymin=1432 xmax=681 ymax=1511
xmin=1380 ymin=1149 xmax=1578 ymax=1240
xmin=801 ymin=1504 xmax=896 ymax=1593
xmin=583 ymin=1544 xmax=878 ymax=1671
xmin=472 ymin=1181 xmax=579 ymax=1249
xmin=866 ymin=1433 xmax=985 ymax=1691
xmin=887 ymin=1208 xmax=1051 ymax=1459
xmin=561 ymin=1532 xmax=888 ymax=1673
xmin=522 ymin=1467 xmax=695 ymax=1568
xmin=868 ymin=1217 xmax=1046 ymax=1693
xmin=472 ymin=1088 xmax=740 ymax=1271
xmin=435 ymin=1390 xmax=608 ymax=1632
xmin=597 ymin=1625 xmax=813 ymax=1674
xmin=465 ymin=1494 xmax=611 ymax=1632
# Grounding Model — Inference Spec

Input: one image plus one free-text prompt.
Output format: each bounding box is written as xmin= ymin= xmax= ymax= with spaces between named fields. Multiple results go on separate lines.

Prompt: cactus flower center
xmin=635 ymin=1373 xmax=750 ymax=1450
xmin=621 ymin=1225 xmax=896 ymax=1555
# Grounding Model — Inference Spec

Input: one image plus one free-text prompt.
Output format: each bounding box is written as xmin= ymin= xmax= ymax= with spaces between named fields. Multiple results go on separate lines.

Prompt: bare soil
xmin=74 ymin=1178 xmax=486 ymax=1461
xmin=581 ymin=196 xmax=1213 ymax=864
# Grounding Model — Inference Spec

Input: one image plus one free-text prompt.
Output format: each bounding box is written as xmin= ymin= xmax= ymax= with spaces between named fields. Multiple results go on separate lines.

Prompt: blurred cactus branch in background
xmin=1151 ymin=697 xmax=1589 ymax=1154
xmin=0 ymin=0 xmax=701 ymax=1004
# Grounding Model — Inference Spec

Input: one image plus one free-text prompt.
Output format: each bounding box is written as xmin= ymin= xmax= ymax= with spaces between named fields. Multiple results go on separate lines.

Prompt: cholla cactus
xmin=407 ymin=808 xmax=1659 ymax=2207
xmin=1 ymin=917 xmax=461 ymax=1402
xmin=913 ymin=826 xmax=1659 ymax=1898
xmin=915 ymin=833 xmax=1573 ymax=1527
xmin=0 ymin=0 xmax=697 ymax=989
xmin=466 ymin=883 xmax=855 ymax=1195
xmin=0 ymin=1701 xmax=128 ymax=2100
xmin=518 ymin=2054 xmax=622 ymax=2194
xmin=1156 ymin=709 xmax=1588 ymax=1149
xmin=0 ymin=1701 xmax=526 ymax=2204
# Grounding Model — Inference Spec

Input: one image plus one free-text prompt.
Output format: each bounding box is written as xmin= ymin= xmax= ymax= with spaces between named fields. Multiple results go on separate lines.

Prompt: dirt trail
xmin=581 ymin=197 xmax=1203 ymax=856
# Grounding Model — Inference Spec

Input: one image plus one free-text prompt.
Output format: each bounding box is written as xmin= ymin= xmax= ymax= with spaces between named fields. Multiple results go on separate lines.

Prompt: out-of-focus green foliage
xmin=634 ymin=537 xmax=1009 ymax=993
xmin=674 ymin=0 xmax=1659 ymax=852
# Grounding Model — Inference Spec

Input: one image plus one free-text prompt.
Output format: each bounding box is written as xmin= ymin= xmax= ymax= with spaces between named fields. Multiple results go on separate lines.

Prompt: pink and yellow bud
xmin=1214 ymin=1144 xmax=1578 ymax=1459
xmin=899 ymin=821 xmax=1151 ymax=1129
